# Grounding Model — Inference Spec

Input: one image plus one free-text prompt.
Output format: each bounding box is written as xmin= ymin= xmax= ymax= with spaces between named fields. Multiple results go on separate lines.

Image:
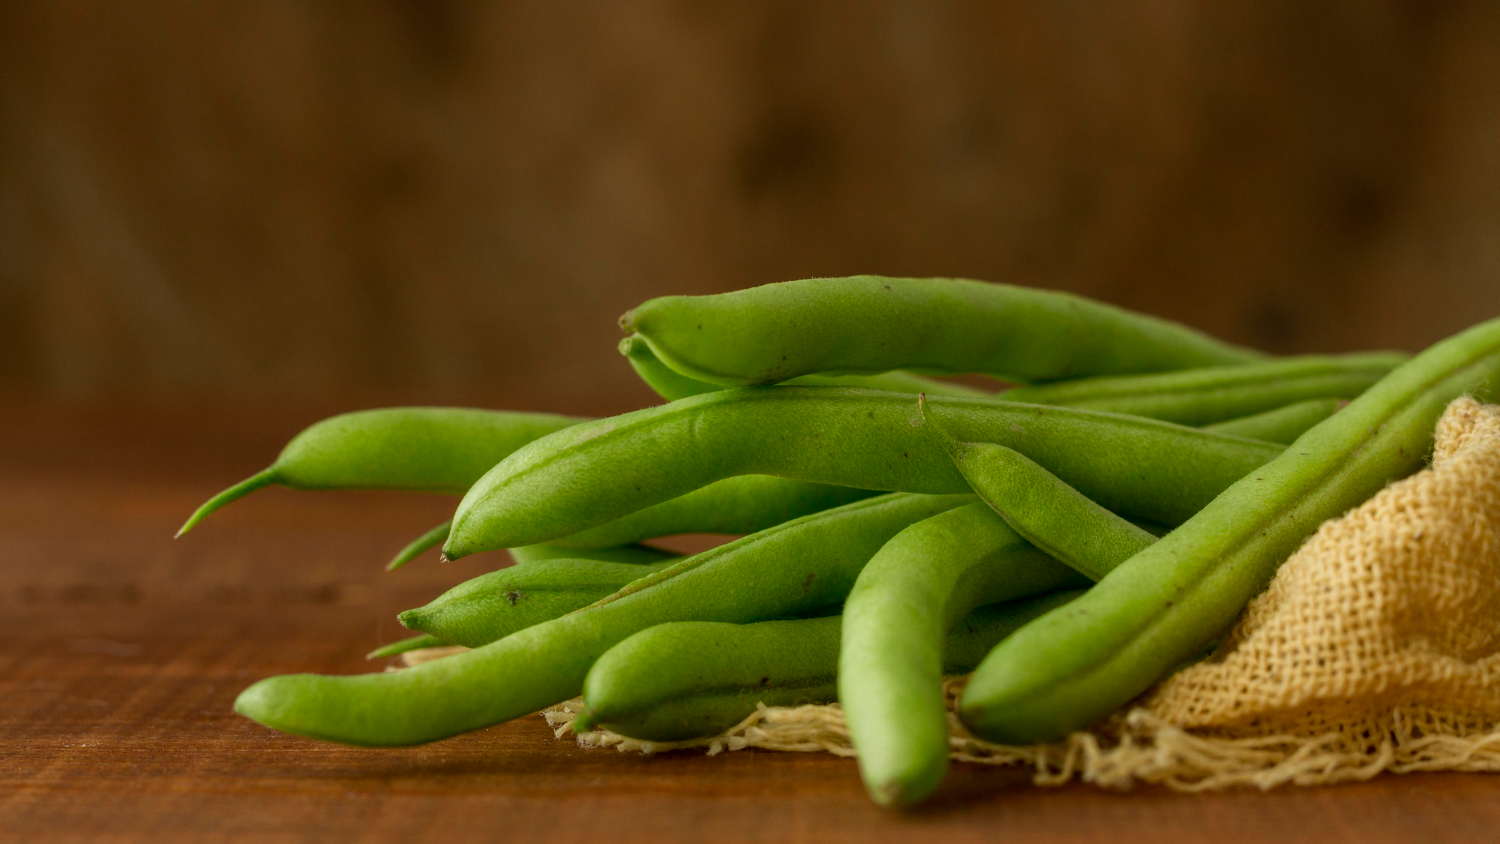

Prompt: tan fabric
xmin=415 ymin=398 xmax=1500 ymax=790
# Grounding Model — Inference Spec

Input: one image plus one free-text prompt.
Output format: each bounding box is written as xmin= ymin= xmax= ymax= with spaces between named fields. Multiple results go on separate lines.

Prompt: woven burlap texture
xmin=419 ymin=397 xmax=1500 ymax=790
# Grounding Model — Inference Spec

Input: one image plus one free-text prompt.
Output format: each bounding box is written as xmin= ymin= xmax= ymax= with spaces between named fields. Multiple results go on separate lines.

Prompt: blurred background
xmin=3 ymin=1 xmax=1499 ymax=410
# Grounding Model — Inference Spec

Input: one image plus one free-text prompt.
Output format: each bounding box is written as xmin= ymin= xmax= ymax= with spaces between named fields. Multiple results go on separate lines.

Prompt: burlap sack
xmin=421 ymin=397 xmax=1500 ymax=790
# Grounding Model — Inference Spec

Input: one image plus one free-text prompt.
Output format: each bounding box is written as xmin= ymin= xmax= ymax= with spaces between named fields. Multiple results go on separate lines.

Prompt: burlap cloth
xmin=415 ymin=397 xmax=1500 ymax=790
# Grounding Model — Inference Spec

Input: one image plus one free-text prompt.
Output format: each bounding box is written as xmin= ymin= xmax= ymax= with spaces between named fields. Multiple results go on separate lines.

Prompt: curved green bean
xmin=960 ymin=317 xmax=1500 ymax=744
xmin=621 ymin=333 xmax=989 ymax=401
xmin=399 ymin=557 xmax=680 ymax=648
xmin=235 ymin=493 xmax=971 ymax=746
xmin=445 ymin=387 xmax=1284 ymax=557
xmin=178 ymin=408 xmax=586 ymax=536
xmin=575 ymin=592 xmax=1082 ymax=742
xmin=1202 ymin=398 xmax=1340 ymax=444
xmin=839 ymin=503 xmax=1087 ymax=807
xmin=621 ymin=276 xmax=1264 ymax=386
xmin=1000 ymin=353 xmax=1401 ymax=426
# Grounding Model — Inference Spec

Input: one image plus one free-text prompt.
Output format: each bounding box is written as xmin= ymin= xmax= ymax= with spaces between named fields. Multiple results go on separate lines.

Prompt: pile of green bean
xmin=178 ymin=275 xmax=1500 ymax=808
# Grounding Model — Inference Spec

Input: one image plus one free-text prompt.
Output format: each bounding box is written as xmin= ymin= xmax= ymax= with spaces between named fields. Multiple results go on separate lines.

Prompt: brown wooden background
xmin=4 ymin=1 xmax=1500 ymax=405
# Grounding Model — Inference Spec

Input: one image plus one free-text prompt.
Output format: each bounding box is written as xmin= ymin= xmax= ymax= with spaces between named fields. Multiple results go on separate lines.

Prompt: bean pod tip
xmin=176 ymin=468 xmax=278 ymax=538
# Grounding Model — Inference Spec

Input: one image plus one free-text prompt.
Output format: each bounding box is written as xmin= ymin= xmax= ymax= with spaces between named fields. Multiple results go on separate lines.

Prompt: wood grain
xmin=2 ymin=393 xmax=1498 ymax=843
xmin=6 ymin=1 xmax=1500 ymax=396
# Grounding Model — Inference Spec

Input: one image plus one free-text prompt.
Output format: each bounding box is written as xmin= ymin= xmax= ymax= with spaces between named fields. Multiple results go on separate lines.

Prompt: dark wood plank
xmin=2 ymin=393 xmax=1498 ymax=842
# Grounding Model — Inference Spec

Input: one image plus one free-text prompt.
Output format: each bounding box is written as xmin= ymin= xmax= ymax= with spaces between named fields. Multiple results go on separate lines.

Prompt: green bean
xmin=386 ymin=520 xmax=452 ymax=571
xmin=178 ymin=408 xmax=586 ymax=536
xmin=235 ymin=493 xmax=971 ymax=746
xmin=1202 ymin=398 xmax=1340 ymax=444
xmin=444 ymin=386 xmax=1284 ymax=557
xmin=392 ymin=525 xmax=682 ymax=573
xmin=574 ymin=592 xmax=1082 ymax=742
xmin=621 ymin=333 xmax=989 ymax=401
xmin=960 ymin=317 xmax=1500 ymax=744
xmin=549 ymin=475 xmax=877 ymax=550
xmin=1001 ymin=353 xmax=1403 ymax=426
xmin=925 ymin=401 xmax=1156 ymax=581
xmin=840 ymin=503 xmax=1088 ymax=806
xmin=506 ymin=543 xmax=678 ymax=567
xmin=239 ymin=457 xmax=869 ymax=566
xmin=841 ymin=403 xmax=1183 ymax=806
xmin=620 ymin=333 xmax=721 ymax=401
xmin=367 ymin=634 xmax=452 ymax=659
xmin=383 ymin=479 xmax=877 ymax=560
xmin=556 ymin=378 xmax=1338 ymax=553
xmin=620 ymin=276 xmax=1264 ymax=386
xmin=399 ymin=557 xmax=680 ymax=648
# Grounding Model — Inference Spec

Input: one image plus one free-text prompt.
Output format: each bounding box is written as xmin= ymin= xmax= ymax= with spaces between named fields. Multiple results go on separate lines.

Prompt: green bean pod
xmin=178 ymin=408 xmax=586 ymax=536
xmin=367 ymin=634 xmax=452 ymax=660
xmin=398 ymin=557 xmax=679 ymax=648
xmin=1202 ymin=398 xmax=1340 ymax=444
xmin=960 ymin=316 xmax=1500 ymax=744
xmin=576 ymin=592 xmax=1082 ymax=742
xmin=1000 ymin=353 xmax=1403 ymax=426
xmin=235 ymin=493 xmax=971 ymax=746
xmin=445 ymin=387 xmax=1284 ymax=557
xmin=839 ymin=503 xmax=1087 ymax=806
xmin=386 ymin=520 xmax=452 ymax=571
xmin=505 ymin=543 xmax=678 ymax=567
xmin=392 ymin=525 xmax=682 ymax=572
xmin=621 ymin=333 xmax=989 ymax=401
xmin=621 ymin=276 xmax=1264 ymax=386
xmin=926 ymin=402 xmax=1157 ymax=581
xmin=548 ymin=475 xmax=877 ymax=550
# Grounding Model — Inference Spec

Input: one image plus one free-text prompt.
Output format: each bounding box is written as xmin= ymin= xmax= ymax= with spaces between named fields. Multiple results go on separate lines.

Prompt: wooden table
xmin=3 ymin=393 xmax=1496 ymax=843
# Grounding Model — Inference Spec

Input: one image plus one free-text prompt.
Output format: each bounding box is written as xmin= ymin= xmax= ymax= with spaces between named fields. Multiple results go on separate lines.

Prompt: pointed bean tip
xmin=438 ymin=531 xmax=474 ymax=562
xmin=386 ymin=521 xmax=453 ymax=571
xmin=176 ymin=468 xmax=277 ymax=538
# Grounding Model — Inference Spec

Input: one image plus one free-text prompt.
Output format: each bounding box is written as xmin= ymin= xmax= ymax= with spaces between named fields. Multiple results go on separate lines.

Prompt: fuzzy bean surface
xmin=578 ymin=592 xmax=1081 ymax=742
xmin=235 ymin=493 xmax=971 ymax=746
xmin=445 ymin=387 xmax=1284 ymax=556
xmin=1001 ymin=353 xmax=1403 ymax=426
xmin=839 ymin=503 xmax=1087 ymax=806
xmin=960 ymin=316 xmax=1500 ymax=744
xmin=621 ymin=276 xmax=1263 ymax=385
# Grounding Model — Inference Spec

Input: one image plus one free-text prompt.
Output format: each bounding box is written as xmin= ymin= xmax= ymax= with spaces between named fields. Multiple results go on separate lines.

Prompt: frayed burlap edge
xmin=394 ymin=645 xmax=1500 ymax=791
xmin=539 ymin=678 xmax=1500 ymax=792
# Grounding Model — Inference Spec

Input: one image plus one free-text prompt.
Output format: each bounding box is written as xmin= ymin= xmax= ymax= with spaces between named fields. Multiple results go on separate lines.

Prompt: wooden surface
xmin=4 ymin=393 xmax=1500 ymax=843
